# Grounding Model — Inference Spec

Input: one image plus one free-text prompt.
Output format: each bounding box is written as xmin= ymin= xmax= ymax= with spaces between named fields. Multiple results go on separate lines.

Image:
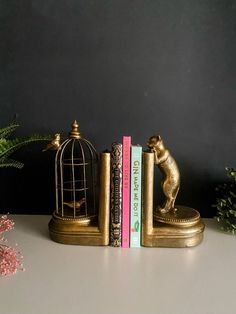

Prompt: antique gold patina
xmin=48 ymin=121 xmax=110 ymax=245
xmin=142 ymin=136 xmax=204 ymax=248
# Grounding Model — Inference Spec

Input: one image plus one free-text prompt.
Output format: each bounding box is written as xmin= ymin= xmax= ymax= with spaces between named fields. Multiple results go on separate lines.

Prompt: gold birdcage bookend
xmin=48 ymin=121 xmax=110 ymax=245
xmin=142 ymin=136 xmax=205 ymax=248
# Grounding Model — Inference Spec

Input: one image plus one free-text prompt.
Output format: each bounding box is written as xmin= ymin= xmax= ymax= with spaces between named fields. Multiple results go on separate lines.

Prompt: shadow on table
xmin=13 ymin=215 xmax=51 ymax=240
xmin=205 ymin=218 xmax=235 ymax=236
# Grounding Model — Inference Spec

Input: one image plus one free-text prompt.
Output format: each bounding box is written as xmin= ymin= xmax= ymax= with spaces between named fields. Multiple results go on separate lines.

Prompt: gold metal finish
xmin=154 ymin=206 xmax=200 ymax=227
xmin=69 ymin=120 xmax=81 ymax=139
xmin=48 ymin=121 xmax=109 ymax=245
xmin=49 ymin=152 xmax=110 ymax=245
xmin=54 ymin=125 xmax=98 ymax=221
xmin=142 ymin=150 xmax=205 ymax=248
xmin=147 ymin=135 xmax=180 ymax=214
xmin=43 ymin=134 xmax=61 ymax=151
xmin=63 ymin=198 xmax=86 ymax=210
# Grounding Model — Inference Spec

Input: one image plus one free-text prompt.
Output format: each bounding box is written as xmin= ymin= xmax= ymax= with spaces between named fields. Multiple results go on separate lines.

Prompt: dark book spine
xmin=110 ymin=143 xmax=122 ymax=247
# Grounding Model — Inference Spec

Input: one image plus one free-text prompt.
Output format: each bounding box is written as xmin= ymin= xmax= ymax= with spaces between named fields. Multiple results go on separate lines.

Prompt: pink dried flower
xmin=0 ymin=245 xmax=23 ymax=276
xmin=0 ymin=215 xmax=24 ymax=276
xmin=0 ymin=215 xmax=14 ymax=234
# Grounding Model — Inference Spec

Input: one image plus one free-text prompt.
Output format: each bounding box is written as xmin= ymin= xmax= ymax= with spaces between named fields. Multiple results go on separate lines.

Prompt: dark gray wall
xmin=1 ymin=0 xmax=236 ymax=216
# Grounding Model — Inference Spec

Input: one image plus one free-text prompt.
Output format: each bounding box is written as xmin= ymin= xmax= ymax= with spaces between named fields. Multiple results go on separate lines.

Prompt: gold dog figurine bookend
xmin=142 ymin=135 xmax=205 ymax=248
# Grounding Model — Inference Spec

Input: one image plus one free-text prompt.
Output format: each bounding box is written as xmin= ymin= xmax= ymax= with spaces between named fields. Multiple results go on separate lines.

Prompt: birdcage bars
xmin=55 ymin=135 xmax=98 ymax=221
xmin=48 ymin=120 xmax=110 ymax=245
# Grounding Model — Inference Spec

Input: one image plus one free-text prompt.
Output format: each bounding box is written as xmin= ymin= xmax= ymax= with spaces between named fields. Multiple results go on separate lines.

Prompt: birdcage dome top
xmin=56 ymin=121 xmax=98 ymax=163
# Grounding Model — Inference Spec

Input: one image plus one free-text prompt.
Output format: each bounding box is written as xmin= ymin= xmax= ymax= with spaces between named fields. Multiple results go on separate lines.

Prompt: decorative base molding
xmin=49 ymin=214 xmax=108 ymax=245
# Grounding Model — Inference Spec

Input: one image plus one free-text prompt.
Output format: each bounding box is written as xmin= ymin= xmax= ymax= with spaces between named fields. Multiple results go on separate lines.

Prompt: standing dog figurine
xmin=147 ymin=135 xmax=180 ymax=214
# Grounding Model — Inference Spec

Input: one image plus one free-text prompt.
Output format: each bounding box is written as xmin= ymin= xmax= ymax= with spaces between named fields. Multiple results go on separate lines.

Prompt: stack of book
xmin=110 ymin=136 xmax=142 ymax=248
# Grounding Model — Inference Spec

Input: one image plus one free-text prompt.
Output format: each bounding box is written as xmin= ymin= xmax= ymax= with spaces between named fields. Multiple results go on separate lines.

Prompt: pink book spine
xmin=122 ymin=136 xmax=131 ymax=248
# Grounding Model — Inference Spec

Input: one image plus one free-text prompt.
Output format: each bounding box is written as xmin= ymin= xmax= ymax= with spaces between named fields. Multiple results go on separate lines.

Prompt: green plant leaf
xmin=0 ymin=122 xmax=50 ymax=169
xmin=0 ymin=122 xmax=19 ymax=139
xmin=0 ymin=135 xmax=50 ymax=159
xmin=0 ymin=158 xmax=24 ymax=169
xmin=229 ymin=210 xmax=236 ymax=217
xmin=214 ymin=167 xmax=236 ymax=234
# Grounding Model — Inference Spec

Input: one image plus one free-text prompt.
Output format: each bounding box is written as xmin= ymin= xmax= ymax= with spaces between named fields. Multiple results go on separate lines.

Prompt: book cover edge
xmin=130 ymin=145 xmax=142 ymax=248
xmin=122 ymin=136 xmax=131 ymax=248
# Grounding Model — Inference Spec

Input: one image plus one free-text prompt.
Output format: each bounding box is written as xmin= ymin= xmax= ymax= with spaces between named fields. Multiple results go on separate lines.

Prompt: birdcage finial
xmin=69 ymin=120 xmax=81 ymax=139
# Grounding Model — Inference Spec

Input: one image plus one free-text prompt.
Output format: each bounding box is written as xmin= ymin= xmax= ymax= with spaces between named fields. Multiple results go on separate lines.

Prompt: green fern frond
xmin=0 ymin=134 xmax=50 ymax=159
xmin=0 ymin=121 xmax=51 ymax=169
xmin=0 ymin=158 xmax=24 ymax=169
xmin=0 ymin=122 xmax=19 ymax=139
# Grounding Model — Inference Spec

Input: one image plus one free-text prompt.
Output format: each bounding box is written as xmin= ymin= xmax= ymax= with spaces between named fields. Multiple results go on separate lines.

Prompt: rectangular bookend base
xmin=142 ymin=232 xmax=204 ymax=248
xmin=48 ymin=217 xmax=109 ymax=246
xmin=49 ymin=230 xmax=107 ymax=246
xmin=142 ymin=220 xmax=205 ymax=248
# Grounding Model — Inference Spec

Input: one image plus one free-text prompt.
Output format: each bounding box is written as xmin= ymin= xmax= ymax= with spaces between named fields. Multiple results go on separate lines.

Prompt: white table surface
xmin=0 ymin=216 xmax=235 ymax=314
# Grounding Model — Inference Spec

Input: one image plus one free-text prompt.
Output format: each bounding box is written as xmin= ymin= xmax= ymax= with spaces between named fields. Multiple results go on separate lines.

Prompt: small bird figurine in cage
xmin=63 ymin=198 xmax=86 ymax=210
xmin=47 ymin=120 xmax=110 ymax=246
